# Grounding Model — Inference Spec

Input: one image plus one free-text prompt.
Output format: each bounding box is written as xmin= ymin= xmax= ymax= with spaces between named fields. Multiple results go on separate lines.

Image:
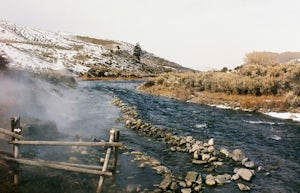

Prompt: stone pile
xmin=112 ymin=96 xmax=263 ymax=192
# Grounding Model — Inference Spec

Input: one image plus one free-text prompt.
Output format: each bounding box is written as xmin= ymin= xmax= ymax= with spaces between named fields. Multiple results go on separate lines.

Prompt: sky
xmin=1 ymin=0 xmax=300 ymax=70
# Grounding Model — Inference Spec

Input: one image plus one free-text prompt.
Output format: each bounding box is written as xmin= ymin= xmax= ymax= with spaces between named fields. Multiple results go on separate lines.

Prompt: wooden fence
xmin=0 ymin=117 xmax=122 ymax=193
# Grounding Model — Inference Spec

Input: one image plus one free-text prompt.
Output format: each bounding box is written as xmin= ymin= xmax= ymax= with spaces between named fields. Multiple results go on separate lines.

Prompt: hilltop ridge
xmin=0 ymin=21 xmax=189 ymax=78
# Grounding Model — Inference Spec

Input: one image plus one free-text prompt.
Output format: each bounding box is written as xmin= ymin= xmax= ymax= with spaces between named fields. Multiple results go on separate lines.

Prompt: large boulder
xmin=236 ymin=168 xmax=254 ymax=181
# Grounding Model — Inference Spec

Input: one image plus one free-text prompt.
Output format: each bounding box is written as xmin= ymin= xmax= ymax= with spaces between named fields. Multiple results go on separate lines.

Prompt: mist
xmin=0 ymin=69 xmax=80 ymax=133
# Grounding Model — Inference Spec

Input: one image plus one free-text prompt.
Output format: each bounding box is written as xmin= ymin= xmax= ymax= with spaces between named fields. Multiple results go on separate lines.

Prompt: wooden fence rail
xmin=0 ymin=128 xmax=22 ymax=139
xmin=0 ymin=117 xmax=121 ymax=193
xmin=1 ymin=156 xmax=112 ymax=176
xmin=9 ymin=140 xmax=122 ymax=147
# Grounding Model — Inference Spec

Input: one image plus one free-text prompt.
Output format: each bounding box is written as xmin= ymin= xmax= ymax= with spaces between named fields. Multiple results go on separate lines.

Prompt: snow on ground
xmin=0 ymin=25 xmax=23 ymax=41
xmin=0 ymin=20 xmax=73 ymax=49
xmin=71 ymin=64 xmax=89 ymax=74
xmin=1 ymin=43 xmax=65 ymax=71
xmin=0 ymin=21 xmax=141 ymax=75
xmin=265 ymin=112 xmax=300 ymax=122
xmin=1 ymin=21 xmax=179 ymax=77
xmin=209 ymin=103 xmax=300 ymax=122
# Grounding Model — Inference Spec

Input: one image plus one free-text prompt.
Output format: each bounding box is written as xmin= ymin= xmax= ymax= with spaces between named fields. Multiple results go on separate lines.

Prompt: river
xmin=2 ymin=80 xmax=300 ymax=193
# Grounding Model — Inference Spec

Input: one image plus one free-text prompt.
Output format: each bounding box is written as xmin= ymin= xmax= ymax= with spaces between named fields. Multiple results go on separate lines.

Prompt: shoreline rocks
xmin=235 ymin=168 xmax=255 ymax=181
xmin=112 ymin=96 xmax=259 ymax=192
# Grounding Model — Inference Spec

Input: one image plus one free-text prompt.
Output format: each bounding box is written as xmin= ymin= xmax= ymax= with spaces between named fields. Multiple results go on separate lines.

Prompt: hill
xmin=0 ymin=21 xmax=188 ymax=79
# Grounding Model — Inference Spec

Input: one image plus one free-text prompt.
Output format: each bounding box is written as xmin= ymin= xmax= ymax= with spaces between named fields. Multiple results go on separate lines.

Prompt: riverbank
xmin=76 ymin=73 xmax=143 ymax=81
xmin=75 ymin=75 xmax=300 ymax=122
xmin=77 ymin=76 xmax=300 ymax=122
xmin=138 ymin=83 xmax=300 ymax=122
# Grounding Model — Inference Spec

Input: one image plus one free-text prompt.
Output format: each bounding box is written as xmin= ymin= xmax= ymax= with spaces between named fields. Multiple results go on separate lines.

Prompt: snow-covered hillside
xmin=0 ymin=21 xmax=187 ymax=77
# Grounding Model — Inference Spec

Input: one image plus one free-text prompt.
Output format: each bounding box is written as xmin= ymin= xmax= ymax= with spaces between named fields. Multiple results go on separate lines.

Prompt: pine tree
xmin=133 ymin=43 xmax=142 ymax=62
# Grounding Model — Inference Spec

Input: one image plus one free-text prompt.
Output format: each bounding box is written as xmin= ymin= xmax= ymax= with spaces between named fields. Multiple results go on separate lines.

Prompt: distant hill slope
xmin=279 ymin=52 xmax=300 ymax=63
xmin=0 ymin=21 xmax=189 ymax=78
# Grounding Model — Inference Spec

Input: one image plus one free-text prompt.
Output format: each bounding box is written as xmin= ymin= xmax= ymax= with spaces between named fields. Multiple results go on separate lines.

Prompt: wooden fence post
xmin=96 ymin=128 xmax=116 ymax=193
xmin=10 ymin=116 xmax=21 ymax=185
xmin=112 ymin=128 xmax=120 ymax=173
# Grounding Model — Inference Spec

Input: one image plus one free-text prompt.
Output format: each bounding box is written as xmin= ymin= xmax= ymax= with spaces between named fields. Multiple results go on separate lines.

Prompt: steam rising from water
xmin=0 ymin=70 xmax=80 ymax=131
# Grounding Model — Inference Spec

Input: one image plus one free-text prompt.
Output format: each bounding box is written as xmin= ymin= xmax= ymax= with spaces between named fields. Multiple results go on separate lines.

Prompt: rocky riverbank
xmin=112 ymin=97 xmax=268 ymax=192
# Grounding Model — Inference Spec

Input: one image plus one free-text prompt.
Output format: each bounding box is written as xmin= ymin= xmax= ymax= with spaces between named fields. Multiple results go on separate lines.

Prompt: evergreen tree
xmin=133 ymin=43 xmax=142 ymax=62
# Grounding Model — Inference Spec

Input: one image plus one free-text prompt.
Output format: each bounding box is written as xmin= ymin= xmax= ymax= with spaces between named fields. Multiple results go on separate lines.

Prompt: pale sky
xmin=1 ymin=0 xmax=300 ymax=70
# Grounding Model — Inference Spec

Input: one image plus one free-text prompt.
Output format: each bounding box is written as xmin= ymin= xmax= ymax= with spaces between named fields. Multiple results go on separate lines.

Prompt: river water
xmin=2 ymin=80 xmax=300 ymax=193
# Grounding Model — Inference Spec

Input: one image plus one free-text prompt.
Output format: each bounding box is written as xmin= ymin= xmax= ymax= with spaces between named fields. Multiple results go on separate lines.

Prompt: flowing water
xmin=2 ymin=80 xmax=300 ymax=193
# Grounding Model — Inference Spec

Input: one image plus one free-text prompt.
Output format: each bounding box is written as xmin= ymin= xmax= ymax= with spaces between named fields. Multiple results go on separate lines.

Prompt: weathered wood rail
xmin=0 ymin=117 xmax=122 ymax=193
xmin=9 ymin=140 xmax=122 ymax=147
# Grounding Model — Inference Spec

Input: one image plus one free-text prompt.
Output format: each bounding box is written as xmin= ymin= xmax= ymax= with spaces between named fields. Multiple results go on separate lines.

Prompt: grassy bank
xmin=139 ymin=84 xmax=291 ymax=112
xmin=139 ymin=57 xmax=300 ymax=113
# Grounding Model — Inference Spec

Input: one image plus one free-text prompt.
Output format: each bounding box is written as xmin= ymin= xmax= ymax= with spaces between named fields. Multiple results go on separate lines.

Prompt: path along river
xmin=2 ymin=80 xmax=300 ymax=193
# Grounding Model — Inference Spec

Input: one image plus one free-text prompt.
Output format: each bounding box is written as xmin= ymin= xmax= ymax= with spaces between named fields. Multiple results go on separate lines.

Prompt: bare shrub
xmin=143 ymin=53 xmax=300 ymax=111
xmin=244 ymin=51 xmax=279 ymax=66
xmin=286 ymin=92 xmax=300 ymax=108
xmin=143 ymin=80 xmax=155 ymax=87
xmin=156 ymin=77 xmax=165 ymax=85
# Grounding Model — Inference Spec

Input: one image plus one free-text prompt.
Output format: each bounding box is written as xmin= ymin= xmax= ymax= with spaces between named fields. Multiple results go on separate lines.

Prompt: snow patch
xmin=1 ymin=43 xmax=65 ymax=71
xmin=210 ymin=104 xmax=232 ymax=110
xmin=265 ymin=112 xmax=300 ymax=122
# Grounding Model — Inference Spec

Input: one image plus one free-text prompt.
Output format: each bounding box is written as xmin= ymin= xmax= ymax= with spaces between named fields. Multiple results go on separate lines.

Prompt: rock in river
xmin=215 ymin=174 xmax=231 ymax=185
xmin=208 ymin=138 xmax=214 ymax=146
xmin=192 ymin=159 xmax=207 ymax=165
xmin=205 ymin=174 xmax=216 ymax=186
xmin=237 ymin=183 xmax=251 ymax=191
xmin=236 ymin=168 xmax=254 ymax=181
xmin=185 ymin=171 xmax=199 ymax=183
xmin=181 ymin=188 xmax=192 ymax=193
xmin=159 ymin=174 xmax=172 ymax=191
xmin=244 ymin=160 xmax=255 ymax=168
xmin=220 ymin=148 xmax=230 ymax=157
xmin=232 ymin=149 xmax=246 ymax=162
